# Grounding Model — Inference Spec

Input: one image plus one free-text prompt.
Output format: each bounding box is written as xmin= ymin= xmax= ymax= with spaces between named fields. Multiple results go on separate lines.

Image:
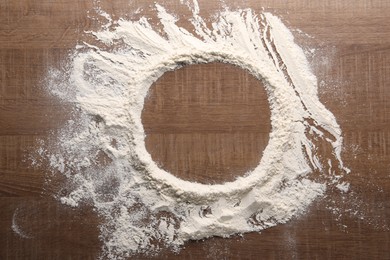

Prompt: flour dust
xmin=36 ymin=1 xmax=349 ymax=258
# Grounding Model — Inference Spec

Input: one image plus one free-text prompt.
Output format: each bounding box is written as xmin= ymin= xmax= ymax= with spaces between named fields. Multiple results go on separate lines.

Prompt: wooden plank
xmin=143 ymin=63 xmax=271 ymax=183
xmin=1 ymin=0 xmax=390 ymax=259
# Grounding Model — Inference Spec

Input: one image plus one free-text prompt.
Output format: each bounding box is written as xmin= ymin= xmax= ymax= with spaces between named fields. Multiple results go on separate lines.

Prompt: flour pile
xmin=40 ymin=1 xmax=348 ymax=258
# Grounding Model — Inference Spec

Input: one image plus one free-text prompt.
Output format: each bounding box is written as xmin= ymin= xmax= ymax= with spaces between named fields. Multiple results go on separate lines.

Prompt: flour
xmin=11 ymin=208 xmax=32 ymax=239
xmin=40 ymin=1 xmax=348 ymax=258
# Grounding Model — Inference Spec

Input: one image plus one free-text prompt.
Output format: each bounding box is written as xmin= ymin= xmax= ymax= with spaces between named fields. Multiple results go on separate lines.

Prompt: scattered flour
xmin=38 ymin=1 xmax=349 ymax=258
xmin=11 ymin=208 xmax=32 ymax=239
xmin=336 ymin=182 xmax=350 ymax=193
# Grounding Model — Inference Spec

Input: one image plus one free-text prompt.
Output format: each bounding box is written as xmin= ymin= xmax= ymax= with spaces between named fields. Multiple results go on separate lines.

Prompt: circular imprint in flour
xmin=132 ymin=50 xmax=310 ymax=200
xmin=142 ymin=62 xmax=271 ymax=184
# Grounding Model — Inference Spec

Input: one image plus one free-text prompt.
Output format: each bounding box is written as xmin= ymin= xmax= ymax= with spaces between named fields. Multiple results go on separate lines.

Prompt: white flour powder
xmin=39 ymin=1 xmax=348 ymax=258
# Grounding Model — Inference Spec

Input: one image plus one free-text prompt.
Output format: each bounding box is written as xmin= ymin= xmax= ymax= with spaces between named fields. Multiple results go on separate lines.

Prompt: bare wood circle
xmin=142 ymin=62 xmax=271 ymax=184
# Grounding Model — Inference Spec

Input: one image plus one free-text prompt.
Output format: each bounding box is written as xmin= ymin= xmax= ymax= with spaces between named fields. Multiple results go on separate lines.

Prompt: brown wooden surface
xmin=143 ymin=63 xmax=271 ymax=184
xmin=1 ymin=0 xmax=390 ymax=259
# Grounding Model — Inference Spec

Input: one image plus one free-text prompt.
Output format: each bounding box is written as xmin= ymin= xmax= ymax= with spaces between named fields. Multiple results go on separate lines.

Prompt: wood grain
xmin=1 ymin=0 xmax=390 ymax=259
xmin=142 ymin=63 xmax=271 ymax=184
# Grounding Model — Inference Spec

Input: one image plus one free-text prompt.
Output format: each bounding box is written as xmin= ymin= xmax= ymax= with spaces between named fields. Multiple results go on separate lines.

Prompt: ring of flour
xmin=130 ymin=50 xmax=300 ymax=201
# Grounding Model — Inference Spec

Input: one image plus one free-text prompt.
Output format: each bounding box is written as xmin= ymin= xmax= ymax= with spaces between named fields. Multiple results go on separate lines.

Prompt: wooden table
xmin=1 ymin=0 xmax=390 ymax=259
